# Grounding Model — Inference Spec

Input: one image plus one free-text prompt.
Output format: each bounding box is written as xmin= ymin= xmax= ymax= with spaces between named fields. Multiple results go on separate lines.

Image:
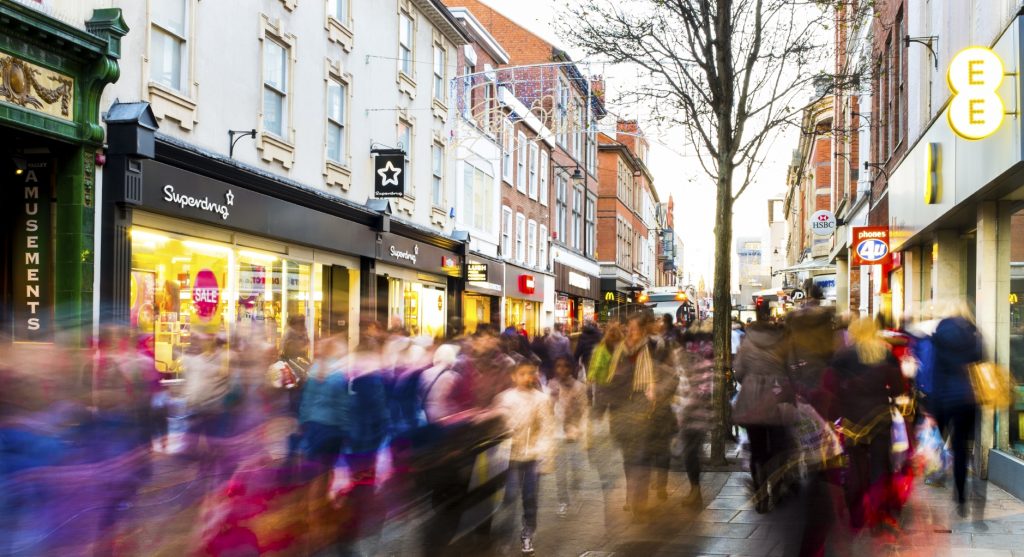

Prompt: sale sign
xmin=192 ymin=268 xmax=221 ymax=320
xmin=851 ymin=226 xmax=891 ymax=267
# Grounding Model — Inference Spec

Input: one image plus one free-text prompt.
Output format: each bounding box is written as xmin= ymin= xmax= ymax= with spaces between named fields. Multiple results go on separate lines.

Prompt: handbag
xmin=968 ymin=362 xmax=1013 ymax=408
xmin=793 ymin=401 xmax=844 ymax=468
xmin=891 ymin=407 xmax=910 ymax=470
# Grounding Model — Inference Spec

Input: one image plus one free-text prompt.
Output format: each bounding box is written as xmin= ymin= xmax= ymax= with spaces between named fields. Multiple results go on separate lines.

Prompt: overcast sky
xmin=475 ymin=0 xmax=803 ymax=286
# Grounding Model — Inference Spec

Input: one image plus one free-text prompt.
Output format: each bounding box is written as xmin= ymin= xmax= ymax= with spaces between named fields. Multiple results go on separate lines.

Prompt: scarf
xmin=609 ymin=339 xmax=654 ymax=393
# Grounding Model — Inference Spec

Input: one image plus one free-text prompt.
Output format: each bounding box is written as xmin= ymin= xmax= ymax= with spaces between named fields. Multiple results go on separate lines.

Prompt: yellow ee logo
xmin=947 ymin=47 xmax=1005 ymax=140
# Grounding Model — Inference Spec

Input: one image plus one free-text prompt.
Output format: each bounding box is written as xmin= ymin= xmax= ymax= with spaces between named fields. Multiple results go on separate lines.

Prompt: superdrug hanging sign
xmin=373 ymin=149 xmax=406 ymax=198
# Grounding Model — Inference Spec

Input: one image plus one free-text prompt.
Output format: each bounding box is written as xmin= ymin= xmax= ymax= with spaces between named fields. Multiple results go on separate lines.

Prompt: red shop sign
xmin=518 ymin=274 xmax=536 ymax=295
xmin=851 ymin=226 xmax=891 ymax=267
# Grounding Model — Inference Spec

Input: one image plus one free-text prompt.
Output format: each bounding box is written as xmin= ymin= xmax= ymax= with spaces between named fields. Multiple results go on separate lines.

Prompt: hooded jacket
xmin=931 ymin=316 xmax=982 ymax=409
xmin=732 ymin=324 xmax=790 ymax=426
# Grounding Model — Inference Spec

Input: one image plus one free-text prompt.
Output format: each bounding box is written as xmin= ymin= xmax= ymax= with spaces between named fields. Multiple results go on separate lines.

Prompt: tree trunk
xmin=708 ymin=164 xmax=734 ymax=466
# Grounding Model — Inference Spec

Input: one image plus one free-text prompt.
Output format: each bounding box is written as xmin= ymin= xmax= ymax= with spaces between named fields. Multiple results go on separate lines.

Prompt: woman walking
xmin=605 ymin=314 xmax=656 ymax=520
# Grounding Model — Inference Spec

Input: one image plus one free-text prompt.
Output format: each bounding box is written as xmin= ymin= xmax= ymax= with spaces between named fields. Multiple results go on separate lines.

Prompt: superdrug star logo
xmin=377 ymin=160 xmax=402 ymax=186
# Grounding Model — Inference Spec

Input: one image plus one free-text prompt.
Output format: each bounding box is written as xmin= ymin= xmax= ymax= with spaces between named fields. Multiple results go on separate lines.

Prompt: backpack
xmin=912 ymin=335 xmax=936 ymax=397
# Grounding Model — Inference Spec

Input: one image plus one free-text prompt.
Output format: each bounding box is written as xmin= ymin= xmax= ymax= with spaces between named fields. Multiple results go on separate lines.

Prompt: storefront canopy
xmin=777 ymin=258 xmax=836 ymax=273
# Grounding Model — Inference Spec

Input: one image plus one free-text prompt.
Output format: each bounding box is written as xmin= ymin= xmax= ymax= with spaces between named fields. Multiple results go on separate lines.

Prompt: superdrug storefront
xmin=99 ymin=111 xmax=465 ymax=374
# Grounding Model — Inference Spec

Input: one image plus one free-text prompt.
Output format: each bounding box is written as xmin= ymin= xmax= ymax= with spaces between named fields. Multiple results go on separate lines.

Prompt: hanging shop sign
xmin=810 ymin=210 xmax=836 ymax=237
xmin=947 ymin=46 xmax=1006 ymax=141
xmin=373 ymin=149 xmax=406 ymax=198
xmin=12 ymin=159 xmax=53 ymax=342
xmin=924 ymin=143 xmax=940 ymax=204
xmin=851 ymin=226 xmax=891 ymax=267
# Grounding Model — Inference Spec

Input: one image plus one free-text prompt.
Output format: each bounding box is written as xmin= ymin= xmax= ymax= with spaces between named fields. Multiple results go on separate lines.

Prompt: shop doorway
xmin=321 ymin=265 xmax=350 ymax=339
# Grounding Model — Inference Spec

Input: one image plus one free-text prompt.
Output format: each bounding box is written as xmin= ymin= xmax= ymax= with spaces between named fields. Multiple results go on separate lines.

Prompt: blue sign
xmin=856 ymin=239 xmax=889 ymax=262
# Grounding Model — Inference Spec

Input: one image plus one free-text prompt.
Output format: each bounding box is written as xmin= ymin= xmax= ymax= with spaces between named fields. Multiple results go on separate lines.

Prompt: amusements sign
xmin=13 ymin=159 xmax=53 ymax=342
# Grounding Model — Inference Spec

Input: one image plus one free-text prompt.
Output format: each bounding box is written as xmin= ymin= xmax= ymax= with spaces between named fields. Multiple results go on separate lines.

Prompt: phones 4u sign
xmin=851 ymin=226 xmax=891 ymax=267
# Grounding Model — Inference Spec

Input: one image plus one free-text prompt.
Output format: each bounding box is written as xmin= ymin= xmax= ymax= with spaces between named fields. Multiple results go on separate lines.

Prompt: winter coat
xmin=342 ymin=370 xmax=390 ymax=454
xmin=606 ymin=340 xmax=655 ymax=447
xmin=679 ymin=334 xmax=715 ymax=432
xmin=574 ymin=324 xmax=602 ymax=372
xmin=587 ymin=343 xmax=615 ymax=385
xmin=494 ymin=387 xmax=555 ymax=462
xmin=826 ymin=347 xmax=906 ymax=444
xmin=548 ymin=377 xmax=589 ymax=442
xmin=299 ymin=363 xmax=348 ymax=428
xmin=732 ymin=324 xmax=792 ymax=426
xmin=785 ymin=305 xmax=836 ymax=413
xmin=184 ymin=352 xmax=229 ymax=414
xmin=931 ymin=316 xmax=983 ymax=410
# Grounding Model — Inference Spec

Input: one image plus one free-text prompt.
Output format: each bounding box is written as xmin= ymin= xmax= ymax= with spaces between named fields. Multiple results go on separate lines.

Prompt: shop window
xmin=1007 ymin=208 xmax=1024 ymax=458
xmin=386 ymin=277 xmax=446 ymax=338
xmin=129 ymin=227 xmax=315 ymax=380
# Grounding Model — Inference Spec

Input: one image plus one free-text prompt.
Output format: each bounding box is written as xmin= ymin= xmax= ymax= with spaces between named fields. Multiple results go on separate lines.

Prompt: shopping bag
xmin=890 ymin=407 xmax=910 ymax=470
xmin=792 ymin=401 xmax=844 ymax=468
xmin=968 ymin=362 xmax=1014 ymax=408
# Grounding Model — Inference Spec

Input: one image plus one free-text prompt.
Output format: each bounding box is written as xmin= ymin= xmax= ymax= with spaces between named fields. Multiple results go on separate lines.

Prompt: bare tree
xmin=560 ymin=0 xmax=830 ymax=463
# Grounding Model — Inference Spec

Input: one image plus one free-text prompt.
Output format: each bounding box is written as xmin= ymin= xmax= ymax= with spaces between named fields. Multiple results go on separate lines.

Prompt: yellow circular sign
xmin=947 ymin=46 xmax=1005 ymax=140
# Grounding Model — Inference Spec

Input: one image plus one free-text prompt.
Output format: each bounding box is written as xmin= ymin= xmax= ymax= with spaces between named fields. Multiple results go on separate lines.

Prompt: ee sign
xmin=947 ymin=46 xmax=1005 ymax=140
xmin=851 ymin=226 xmax=891 ymax=267
xmin=810 ymin=210 xmax=836 ymax=237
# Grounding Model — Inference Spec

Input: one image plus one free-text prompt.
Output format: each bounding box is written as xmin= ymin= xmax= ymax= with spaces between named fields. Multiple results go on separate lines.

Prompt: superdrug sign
xmin=373 ymin=149 xmax=406 ymax=198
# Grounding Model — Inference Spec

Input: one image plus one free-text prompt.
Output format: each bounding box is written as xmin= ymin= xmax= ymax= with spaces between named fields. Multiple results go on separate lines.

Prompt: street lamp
xmin=554 ymin=164 xmax=584 ymax=186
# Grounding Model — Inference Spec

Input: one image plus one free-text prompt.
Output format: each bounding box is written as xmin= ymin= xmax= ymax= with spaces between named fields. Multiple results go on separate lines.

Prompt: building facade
xmin=88 ymin=0 xmax=474 ymax=374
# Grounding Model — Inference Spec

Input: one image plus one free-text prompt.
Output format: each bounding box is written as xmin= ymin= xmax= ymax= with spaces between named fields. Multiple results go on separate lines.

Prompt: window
xmin=516 ymin=212 xmax=526 ymax=263
xmin=517 ymin=131 xmax=528 ymax=193
xmin=539 ymin=150 xmax=549 ymax=206
xmin=528 ymin=143 xmax=539 ymax=199
xmin=328 ymin=0 xmax=347 ymax=23
xmin=502 ymin=119 xmax=514 ymax=182
xmin=572 ymin=186 xmax=583 ymax=250
xmin=555 ymin=174 xmax=568 ymax=243
xmin=399 ymin=12 xmax=414 ymax=76
xmin=398 ymin=120 xmax=411 ymax=152
xmin=501 ymin=206 xmax=513 ymax=258
xmin=894 ymin=10 xmax=904 ymax=146
xmin=433 ymin=45 xmax=446 ymax=101
xmin=886 ymin=33 xmax=895 ymax=154
xmin=462 ymin=64 xmax=475 ymax=117
xmin=587 ymin=121 xmax=597 ymax=176
xmin=431 ymin=144 xmax=443 ymax=207
xmin=326 ymin=79 xmax=346 ymax=164
xmin=539 ymin=224 xmax=548 ymax=270
xmin=585 ymin=195 xmax=596 ymax=257
xmin=556 ymin=77 xmax=569 ymax=146
xmin=462 ymin=163 xmax=493 ymax=231
xmin=263 ymin=38 xmax=288 ymax=137
xmin=572 ymin=98 xmax=585 ymax=161
xmin=150 ymin=0 xmax=188 ymax=91
xmin=528 ymin=220 xmax=537 ymax=267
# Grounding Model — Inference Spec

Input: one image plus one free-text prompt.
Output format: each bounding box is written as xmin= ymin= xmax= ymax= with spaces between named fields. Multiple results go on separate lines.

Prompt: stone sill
xmin=147 ymin=82 xmax=197 ymax=131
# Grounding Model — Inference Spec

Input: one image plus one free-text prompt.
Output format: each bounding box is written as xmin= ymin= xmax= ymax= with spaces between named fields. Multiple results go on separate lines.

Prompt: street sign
xmin=810 ymin=210 xmax=836 ymax=237
xmin=373 ymin=149 xmax=405 ymax=198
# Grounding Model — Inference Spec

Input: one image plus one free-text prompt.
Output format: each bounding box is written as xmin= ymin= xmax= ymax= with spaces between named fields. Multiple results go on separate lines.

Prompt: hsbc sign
xmin=851 ymin=226 xmax=891 ymax=267
xmin=810 ymin=210 xmax=836 ymax=237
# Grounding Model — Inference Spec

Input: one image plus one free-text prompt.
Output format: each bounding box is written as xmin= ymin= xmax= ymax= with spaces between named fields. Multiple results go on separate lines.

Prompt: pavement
xmin=7 ymin=414 xmax=1024 ymax=557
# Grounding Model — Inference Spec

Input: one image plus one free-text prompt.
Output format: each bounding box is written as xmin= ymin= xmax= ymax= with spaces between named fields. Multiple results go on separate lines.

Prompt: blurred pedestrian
xmin=646 ymin=318 xmax=680 ymax=502
xmin=826 ymin=317 xmax=907 ymax=530
xmin=494 ymin=361 xmax=555 ymax=554
xmin=732 ymin=316 xmax=791 ymax=512
xmin=574 ymin=320 xmax=602 ymax=380
xmin=549 ymin=356 xmax=589 ymax=516
xmin=929 ymin=308 xmax=983 ymax=515
xmin=606 ymin=314 xmax=656 ymax=519
xmin=677 ymin=319 xmax=715 ymax=508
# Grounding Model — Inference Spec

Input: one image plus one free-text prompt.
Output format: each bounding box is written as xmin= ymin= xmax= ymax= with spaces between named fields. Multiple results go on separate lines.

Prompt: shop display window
xmin=130 ymin=227 xmax=314 ymax=379
xmin=386 ymin=276 xmax=447 ymax=339
xmin=505 ymin=298 xmax=539 ymax=338
xmin=1007 ymin=208 xmax=1024 ymax=457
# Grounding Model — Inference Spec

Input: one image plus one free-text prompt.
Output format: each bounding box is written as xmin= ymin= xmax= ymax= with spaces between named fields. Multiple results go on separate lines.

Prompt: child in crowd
xmin=494 ymin=361 xmax=555 ymax=554
xmin=548 ymin=356 xmax=589 ymax=517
